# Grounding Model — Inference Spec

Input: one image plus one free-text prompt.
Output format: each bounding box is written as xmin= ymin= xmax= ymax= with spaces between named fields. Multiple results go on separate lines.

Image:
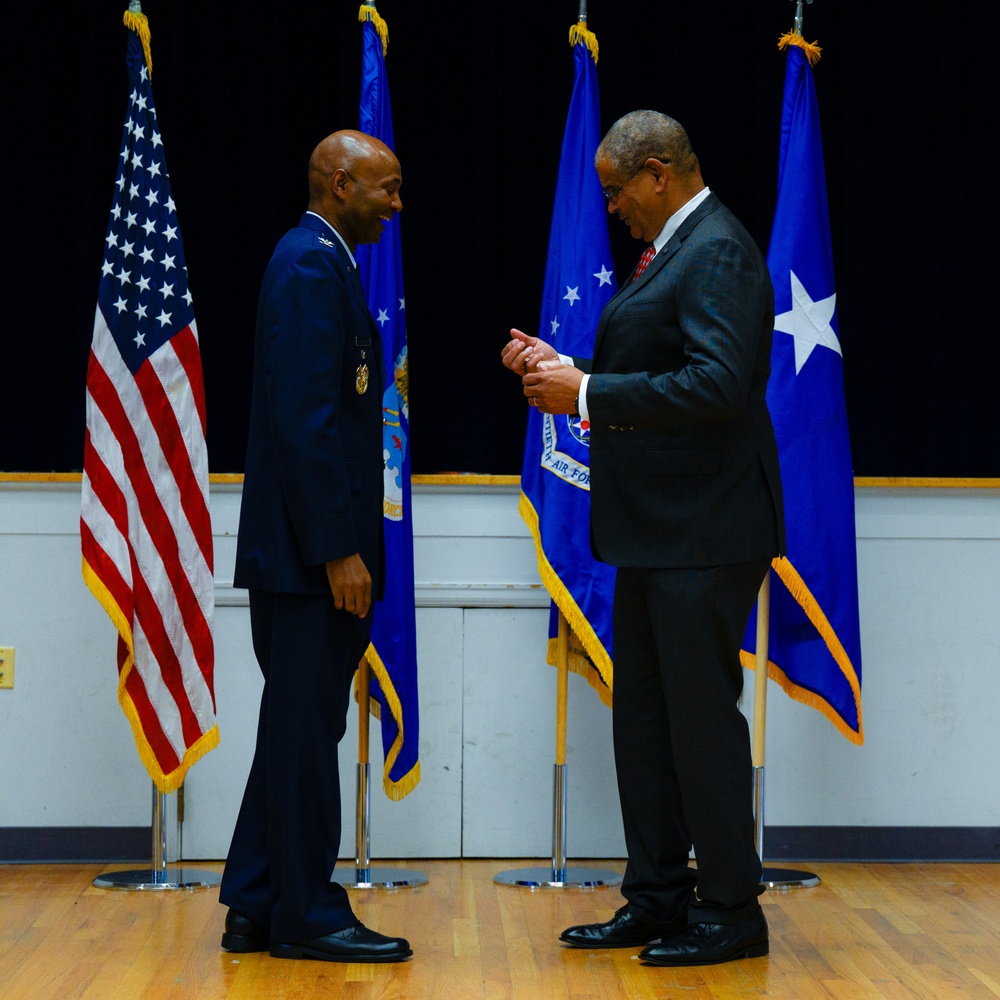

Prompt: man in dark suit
xmin=502 ymin=110 xmax=785 ymax=966
xmin=219 ymin=131 xmax=411 ymax=963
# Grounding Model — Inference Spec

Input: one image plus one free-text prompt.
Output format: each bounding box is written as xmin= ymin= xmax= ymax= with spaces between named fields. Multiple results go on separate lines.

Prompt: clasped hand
xmin=501 ymin=327 xmax=583 ymax=415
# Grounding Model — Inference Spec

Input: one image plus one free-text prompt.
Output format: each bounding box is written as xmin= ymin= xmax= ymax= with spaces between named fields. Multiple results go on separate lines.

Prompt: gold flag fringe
xmin=546 ymin=636 xmax=613 ymax=708
xmin=359 ymin=4 xmax=389 ymax=56
xmin=778 ymin=30 xmax=822 ymax=66
xmin=357 ymin=641 xmax=421 ymax=800
xmin=123 ymin=9 xmax=153 ymax=77
xmin=519 ymin=492 xmax=614 ymax=704
xmin=569 ymin=22 xmax=599 ymax=63
xmin=739 ymin=554 xmax=864 ymax=745
xmin=82 ymin=556 xmax=220 ymax=792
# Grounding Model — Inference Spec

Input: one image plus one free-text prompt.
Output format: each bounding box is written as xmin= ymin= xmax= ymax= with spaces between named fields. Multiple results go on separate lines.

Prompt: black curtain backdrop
xmin=3 ymin=2 xmax=998 ymax=476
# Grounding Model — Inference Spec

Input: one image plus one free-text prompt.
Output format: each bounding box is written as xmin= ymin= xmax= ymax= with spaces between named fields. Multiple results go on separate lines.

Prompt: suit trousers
xmin=220 ymin=589 xmax=371 ymax=943
xmin=612 ymin=559 xmax=770 ymax=925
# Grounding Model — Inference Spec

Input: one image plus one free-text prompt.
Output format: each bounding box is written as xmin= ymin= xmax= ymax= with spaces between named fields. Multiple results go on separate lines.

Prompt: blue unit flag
xmin=355 ymin=4 xmax=420 ymax=797
xmin=742 ymin=36 xmax=864 ymax=743
xmin=519 ymin=26 xmax=617 ymax=702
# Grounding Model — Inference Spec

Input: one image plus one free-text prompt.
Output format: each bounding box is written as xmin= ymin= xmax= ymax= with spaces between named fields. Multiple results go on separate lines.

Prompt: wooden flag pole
xmin=330 ymin=656 xmax=426 ymax=890
xmin=555 ymin=610 xmax=570 ymax=767
xmin=752 ymin=568 xmax=820 ymax=889
xmin=495 ymin=610 xmax=621 ymax=889
xmin=752 ymin=571 xmax=771 ymax=855
xmin=356 ymin=657 xmax=372 ymax=876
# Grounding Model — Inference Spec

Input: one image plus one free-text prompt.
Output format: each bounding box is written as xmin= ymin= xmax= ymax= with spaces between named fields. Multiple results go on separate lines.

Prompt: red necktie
xmin=632 ymin=244 xmax=656 ymax=282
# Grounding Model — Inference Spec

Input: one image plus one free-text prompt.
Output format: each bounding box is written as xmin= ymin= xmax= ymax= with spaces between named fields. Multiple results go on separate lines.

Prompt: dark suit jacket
xmin=580 ymin=193 xmax=785 ymax=569
xmin=234 ymin=213 xmax=385 ymax=596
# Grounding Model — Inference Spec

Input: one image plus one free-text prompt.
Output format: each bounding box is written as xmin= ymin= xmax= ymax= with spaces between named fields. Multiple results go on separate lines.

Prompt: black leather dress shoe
xmin=220 ymin=910 xmax=269 ymax=953
xmin=560 ymin=905 xmax=686 ymax=948
xmin=269 ymin=922 xmax=412 ymax=963
xmin=639 ymin=909 xmax=768 ymax=966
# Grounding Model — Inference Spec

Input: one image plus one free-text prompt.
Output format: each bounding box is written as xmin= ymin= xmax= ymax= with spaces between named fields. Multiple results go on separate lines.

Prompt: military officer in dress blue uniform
xmin=220 ymin=131 xmax=411 ymax=964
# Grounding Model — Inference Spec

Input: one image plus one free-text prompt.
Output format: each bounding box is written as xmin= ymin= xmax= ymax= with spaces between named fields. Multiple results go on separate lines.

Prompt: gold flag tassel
xmin=569 ymin=21 xmax=599 ymax=62
xmin=123 ymin=7 xmax=154 ymax=77
xmin=359 ymin=4 xmax=389 ymax=56
xmin=778 ymin=30 xmax=822 ymax=66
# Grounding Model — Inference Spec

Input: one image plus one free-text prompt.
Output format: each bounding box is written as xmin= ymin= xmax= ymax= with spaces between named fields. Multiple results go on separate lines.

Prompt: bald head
xmin=307 ymin=130 xmax=402 ymax=251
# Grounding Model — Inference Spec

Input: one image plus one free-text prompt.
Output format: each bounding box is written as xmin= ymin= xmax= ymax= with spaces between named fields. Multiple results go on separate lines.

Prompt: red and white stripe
xmin=82 ymin=304 xmax=216 ymax=791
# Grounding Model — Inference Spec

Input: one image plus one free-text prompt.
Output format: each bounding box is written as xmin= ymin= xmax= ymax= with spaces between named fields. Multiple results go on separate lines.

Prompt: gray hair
xmin=595 ymin=110 xmax=699 ymax=178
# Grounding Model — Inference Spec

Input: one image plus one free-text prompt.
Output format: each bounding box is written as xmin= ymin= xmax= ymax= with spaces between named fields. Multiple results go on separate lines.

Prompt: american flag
xmin=81 ymin=11 xmax=217 ymax=793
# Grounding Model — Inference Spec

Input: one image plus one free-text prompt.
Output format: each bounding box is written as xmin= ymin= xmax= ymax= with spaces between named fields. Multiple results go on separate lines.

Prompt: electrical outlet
xmin=0 ymin=647 xmax=14 ymax=689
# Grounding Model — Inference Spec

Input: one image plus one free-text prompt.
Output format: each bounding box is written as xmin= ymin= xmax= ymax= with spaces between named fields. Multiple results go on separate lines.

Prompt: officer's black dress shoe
xmin=560 ymin=904 xmax=686 ymax=948
xmin=220 ymin=910 xmax=269 ymax=953
xmin=269 ymin=922 xmax=412 ymax=963
xmin=639 ymin=909 xmax=768 ymax=966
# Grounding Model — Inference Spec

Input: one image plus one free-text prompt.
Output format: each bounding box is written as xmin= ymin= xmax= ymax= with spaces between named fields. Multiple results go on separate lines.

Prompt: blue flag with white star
xmin=519 ymin=27 xmax=616 ymax=702
xmin=354 ymin=5 xmax=420 ymax=798
xmin=741 ymin=39 xmax=863 ymax=743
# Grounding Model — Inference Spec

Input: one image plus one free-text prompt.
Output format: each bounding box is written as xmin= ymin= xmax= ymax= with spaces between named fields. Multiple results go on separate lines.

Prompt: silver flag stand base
xmin=493 ymin=866 xmax=621 ymax=889
xmin=93 ymin=786 xmax=221 ymax=891
xmin=331 ymin=762 xmax=427 ymax=890
xmin=331 ymin=867 xmax=428 ymax=890
xmin=761 ymin=866 xmax=820 ymax=890
xmin=93 ymin=867 xmax=221 ymax=891
xmin=755 ymin=766 xmax=820 ymax=890
xmin=495 ymin=765 xmax=622 ymax=890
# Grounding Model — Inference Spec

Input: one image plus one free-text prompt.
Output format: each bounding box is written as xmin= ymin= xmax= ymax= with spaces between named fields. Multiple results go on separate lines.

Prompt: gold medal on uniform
xmin=355 ymin=362 xmax=369 ymax=395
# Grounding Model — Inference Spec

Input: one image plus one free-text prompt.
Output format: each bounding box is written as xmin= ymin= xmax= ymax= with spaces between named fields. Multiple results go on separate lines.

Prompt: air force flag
xmin=519 ymin=26 xmax=617 ymax=701
xmin=355 ymin=4 xmax=420 ymax=796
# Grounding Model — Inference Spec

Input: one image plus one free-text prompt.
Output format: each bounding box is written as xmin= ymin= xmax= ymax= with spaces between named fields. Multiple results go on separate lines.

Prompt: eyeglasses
xmin=602 ymin=171 xmax=640 ymax=204
xmin=602 ymin=158 xmax=670 ymax=203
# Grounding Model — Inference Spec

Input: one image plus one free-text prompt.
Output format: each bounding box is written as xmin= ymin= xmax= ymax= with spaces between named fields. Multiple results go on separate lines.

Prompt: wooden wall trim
xmin=2 ymin=473 xmax=998 ymax=489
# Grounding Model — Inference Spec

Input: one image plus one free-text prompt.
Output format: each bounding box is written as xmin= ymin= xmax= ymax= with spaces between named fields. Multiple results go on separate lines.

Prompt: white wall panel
xmin=2 ymin=480 xmax=998 ymax=861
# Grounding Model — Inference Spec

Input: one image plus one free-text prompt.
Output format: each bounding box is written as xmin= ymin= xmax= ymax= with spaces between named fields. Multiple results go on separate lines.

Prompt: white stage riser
xmin=1 ymin=482 xmax=997 ymax=860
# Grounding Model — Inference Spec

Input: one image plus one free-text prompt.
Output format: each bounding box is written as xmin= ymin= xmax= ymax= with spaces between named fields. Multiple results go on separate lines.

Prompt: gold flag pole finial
xmin=123 ymin=1 xmax=153 ymax=77
xmin=569 ymin=0 xmax=599 ymax=61
xmin=359 ymin=3 xmax=389 ymax=57
xmin=778 ymin=0 xmax=822 ymax=66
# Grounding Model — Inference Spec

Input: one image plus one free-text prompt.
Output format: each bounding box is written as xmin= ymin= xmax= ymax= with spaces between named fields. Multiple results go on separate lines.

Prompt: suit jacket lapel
xmin=593 ymin=193 xmax=722 ymax=358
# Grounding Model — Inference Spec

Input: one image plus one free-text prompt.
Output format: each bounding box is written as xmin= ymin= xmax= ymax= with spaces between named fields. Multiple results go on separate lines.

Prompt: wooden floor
xmin=2 ymin=860 xmax=1000 ymax=999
